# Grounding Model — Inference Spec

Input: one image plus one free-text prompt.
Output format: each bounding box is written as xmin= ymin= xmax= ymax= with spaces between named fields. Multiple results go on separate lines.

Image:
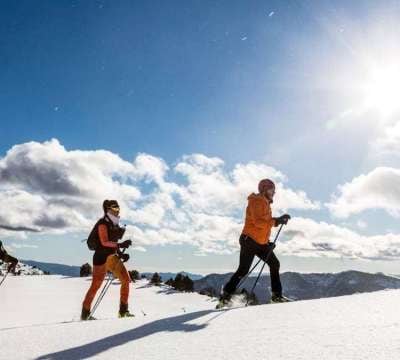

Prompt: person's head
xmin=102 ymin=199 xmax=120 ymax=217
xmin=258 ymin=179 xmax=275 ymax=202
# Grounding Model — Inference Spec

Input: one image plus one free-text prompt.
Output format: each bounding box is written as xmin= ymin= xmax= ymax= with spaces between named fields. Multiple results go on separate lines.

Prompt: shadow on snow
xmin=36 ymin=309 xmax=215 ymax=360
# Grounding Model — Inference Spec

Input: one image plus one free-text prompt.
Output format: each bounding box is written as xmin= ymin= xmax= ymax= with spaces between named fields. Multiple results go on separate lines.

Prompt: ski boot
xmin=270 ymin=292 xmax=293 ymax=304
xmin=215 ymin=291 xmax=232 ymax=309
xmin=81 ymin=307 xmax=96 ymax=321
xmin=119 ymin=303 xmax=135 ymax=318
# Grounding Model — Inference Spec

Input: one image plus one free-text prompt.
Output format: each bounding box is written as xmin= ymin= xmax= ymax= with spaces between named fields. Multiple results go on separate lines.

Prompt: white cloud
xmin=2 ymin=138 xmax=400 ymax=260
xmin=132 ymin=153 xmax=169 ymax=186
xmin=174 ymin=155 xmax=319 ymax=216
xmin=280 ymin=217 xmax=400 ymax=260
xmin=132 ymin=246 xmax=146 ymax=252
xmin=326 ymin=167 xmax=400 ymax=218
xmin=370 ymin=121 xmax=400 ymax=158
xmin=0 ymin=139 xmax=149 ymax=234
xmin=0 ymin=139 xmax=319 ymax=255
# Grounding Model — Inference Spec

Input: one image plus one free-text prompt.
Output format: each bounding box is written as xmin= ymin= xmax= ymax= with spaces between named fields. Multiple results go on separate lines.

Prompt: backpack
xmin=87 ymin=220 xmax=102 ymax=251
xmin=86 ymin=217 xmax=124 ymax=251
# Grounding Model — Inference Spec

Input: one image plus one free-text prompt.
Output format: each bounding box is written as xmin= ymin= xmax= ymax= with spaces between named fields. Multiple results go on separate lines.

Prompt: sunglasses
xmin=109 ymin=206 xmax=120 ymax=211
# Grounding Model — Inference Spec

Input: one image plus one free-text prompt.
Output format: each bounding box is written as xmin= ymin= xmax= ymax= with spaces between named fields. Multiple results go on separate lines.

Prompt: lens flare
xmin=363 ymin=65 xmax=400 ymax=117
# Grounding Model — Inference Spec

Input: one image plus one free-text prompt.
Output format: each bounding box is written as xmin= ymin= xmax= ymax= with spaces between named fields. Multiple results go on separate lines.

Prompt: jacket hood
xmin=248 ymin=192 xmax=273 ymax=204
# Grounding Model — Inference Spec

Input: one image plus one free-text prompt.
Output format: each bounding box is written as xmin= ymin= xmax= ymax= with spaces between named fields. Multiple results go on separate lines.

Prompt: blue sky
xmin=2 ymin=0 xmax=400 ymax=274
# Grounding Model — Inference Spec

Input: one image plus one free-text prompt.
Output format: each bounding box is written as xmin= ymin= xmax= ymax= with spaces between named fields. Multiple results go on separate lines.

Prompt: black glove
xmin=267 ymin=242 xmax=276 ymax=250
xmin=118 ymin=239 xmax=132 ymax=249
xmin=120 ymin=253 xmax=130 ymax=263
xmin=275 ymin=214 xmax=291 ymax=225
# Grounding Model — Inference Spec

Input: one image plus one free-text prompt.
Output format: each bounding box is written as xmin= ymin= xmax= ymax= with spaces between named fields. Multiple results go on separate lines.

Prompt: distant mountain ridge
xmin=193 ymin=270 xmax=400 ymax=303
xmin=21 ymin=260 xmax=204 ymax=280
xmin=22 ymin=260 xmax=80 ymax=277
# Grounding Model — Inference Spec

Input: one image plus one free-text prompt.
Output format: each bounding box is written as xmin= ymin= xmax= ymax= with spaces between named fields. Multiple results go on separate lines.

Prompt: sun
xmin=363 ymin=65 xmax=400 ymax=117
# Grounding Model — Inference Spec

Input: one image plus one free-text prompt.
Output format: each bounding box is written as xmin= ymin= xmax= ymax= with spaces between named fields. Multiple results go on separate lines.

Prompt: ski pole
xmin=90 ymin=273 xmax=114 ymax=318
xmin=246 ymin=223 xmax=284 ymax=305
xmin=245 ymin=254 xmax=269 ymax=306
xmin=89 ymin=248 xmax=128 ymax=318
xmin=0 ymin=269 xmax=9 ymax=287
xmin=236 ymin=258 xmax=262 ymax=291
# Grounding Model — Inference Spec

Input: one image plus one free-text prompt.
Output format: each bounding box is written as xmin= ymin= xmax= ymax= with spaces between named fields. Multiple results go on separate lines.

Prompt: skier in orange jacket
xmin=219 ymin=179 xmax=291 ymax=306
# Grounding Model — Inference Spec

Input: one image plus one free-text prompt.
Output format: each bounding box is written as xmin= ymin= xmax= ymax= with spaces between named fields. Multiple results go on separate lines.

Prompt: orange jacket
xmin=242 ymin=193 xmax=276 ymax=245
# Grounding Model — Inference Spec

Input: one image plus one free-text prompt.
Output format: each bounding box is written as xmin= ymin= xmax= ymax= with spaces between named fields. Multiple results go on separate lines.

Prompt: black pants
xmin=223 ymin=234 xmax=282 ymax=296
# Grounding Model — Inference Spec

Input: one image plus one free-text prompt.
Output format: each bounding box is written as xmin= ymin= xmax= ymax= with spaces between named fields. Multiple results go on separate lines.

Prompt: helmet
xmin=103 ymin=199 xmax=120 ymax=213
xmin=258 ymin=179 xmax=275 ymax=193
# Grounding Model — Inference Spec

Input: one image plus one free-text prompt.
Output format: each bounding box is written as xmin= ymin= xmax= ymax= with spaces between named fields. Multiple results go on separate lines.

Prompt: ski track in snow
xmin=1 ymin=276 xmax=400 ymax=359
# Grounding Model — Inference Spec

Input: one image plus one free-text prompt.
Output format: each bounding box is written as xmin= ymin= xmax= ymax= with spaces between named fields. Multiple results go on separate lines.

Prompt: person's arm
xmin=98 ymin=224 xmax=118 ymax=248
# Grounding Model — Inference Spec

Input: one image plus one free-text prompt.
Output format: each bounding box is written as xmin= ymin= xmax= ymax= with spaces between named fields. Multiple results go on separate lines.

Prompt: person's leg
xmin=82 ymin=264 xmax=106 ymax=311
xmin=223 ymin=235 xmax=256 ymax=295
xmin=106 ymin=255 xmax=132 ymax=315
xmin=258 ymin=246 xmax=282 ymax=296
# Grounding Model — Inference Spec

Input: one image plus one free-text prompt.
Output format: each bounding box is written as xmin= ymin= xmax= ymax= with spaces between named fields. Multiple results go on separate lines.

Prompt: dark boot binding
xmin=119 ymin=303 xmax=134 ymax=318
xmin=81 ymin=307 xmax=96 ymax=321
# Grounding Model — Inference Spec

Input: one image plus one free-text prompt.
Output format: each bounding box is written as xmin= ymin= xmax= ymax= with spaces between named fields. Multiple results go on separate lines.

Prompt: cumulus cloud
xmin=326 ymin=167 xmax=400 ymax=218
xmin=3 ymin=139 xmax=400 ymax=260
xmin=0 ymin=224 xmax=40 ymax=232
xmin=279 ymin=217 xmax=400 ymax=260
xmin=0 ymin=139 xmax=319 ymax=255
xmin=0 ymin=139 xmax=146 ymax=233
xmin=371 ymin=122 xmax=400 ymax=158
xmin=174 ymin=154 xmax=320 ymax=215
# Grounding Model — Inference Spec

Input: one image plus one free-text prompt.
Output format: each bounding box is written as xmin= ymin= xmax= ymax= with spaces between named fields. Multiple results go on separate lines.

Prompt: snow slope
xmin=1 ymin=276 xmax=400 ymax=359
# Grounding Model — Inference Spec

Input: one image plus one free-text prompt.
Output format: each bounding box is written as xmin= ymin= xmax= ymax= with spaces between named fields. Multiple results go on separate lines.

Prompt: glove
xmin=275 ymin=214 xmax=291 ymax=225
xmin=120 ymin=253 xmax=130 ymax=263
xmin=118 ymin=239 xmax=132 ymax=249
xmin=267 ymin=242 xmax=276 ymax=250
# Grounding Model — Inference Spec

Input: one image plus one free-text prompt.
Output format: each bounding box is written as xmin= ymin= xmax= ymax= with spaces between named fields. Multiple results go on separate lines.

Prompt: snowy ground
xmin=1 ymin=275 xmax=400 ymax=359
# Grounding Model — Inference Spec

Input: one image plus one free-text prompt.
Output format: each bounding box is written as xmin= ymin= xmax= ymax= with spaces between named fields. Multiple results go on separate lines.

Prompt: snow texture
xmin=1 ymin=276 xmax=400 ymax=359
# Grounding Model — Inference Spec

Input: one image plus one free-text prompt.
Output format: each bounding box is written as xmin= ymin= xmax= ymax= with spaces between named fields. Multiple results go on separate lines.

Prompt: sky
xmin=2 ymin=0 xmax=400 ymax=275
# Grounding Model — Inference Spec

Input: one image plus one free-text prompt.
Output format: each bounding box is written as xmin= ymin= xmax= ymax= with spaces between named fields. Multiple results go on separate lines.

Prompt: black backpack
xmin=87 ymin=219 xmax=102 ymax=251
xmin=86 ymin=217 xmax=125 ymax=251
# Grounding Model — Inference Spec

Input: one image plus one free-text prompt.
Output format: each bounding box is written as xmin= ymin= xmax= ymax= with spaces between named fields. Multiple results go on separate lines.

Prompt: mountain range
xmin=193 ymin=270 xmax=400 ymax=303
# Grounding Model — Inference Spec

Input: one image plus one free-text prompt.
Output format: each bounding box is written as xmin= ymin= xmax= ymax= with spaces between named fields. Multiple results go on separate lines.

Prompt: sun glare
xmin=363 ymin=65 xmax=400 ymax=117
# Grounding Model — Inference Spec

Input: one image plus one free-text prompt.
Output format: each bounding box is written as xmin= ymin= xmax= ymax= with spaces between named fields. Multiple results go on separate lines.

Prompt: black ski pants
xmin=223 ymin=234 xmax=282 ymax=296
